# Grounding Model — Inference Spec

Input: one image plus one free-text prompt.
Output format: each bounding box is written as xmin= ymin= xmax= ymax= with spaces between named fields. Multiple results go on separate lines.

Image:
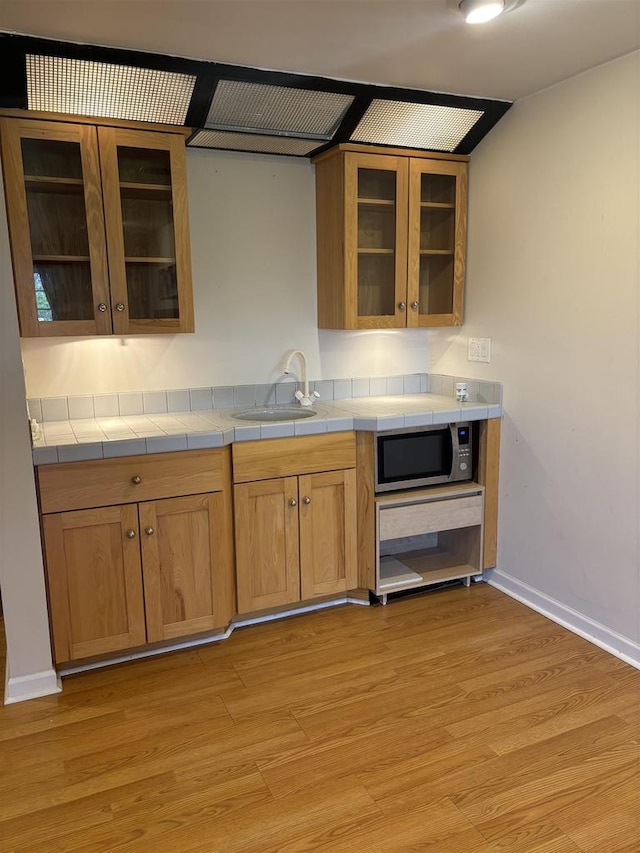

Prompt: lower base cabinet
xmin=140 ymin=492 xmax=232 ymax=643
xmin=299 ymin=469 xmax=357 ymax=600
xmin=35 ymin=423 xmax=500 ymax=668
xmin=38 ymin=449 xmax=235 ymax=664
xmin=233 ymin=434 xmax=358 ymax=615
xmin=234 ymin=476 xmax=301 ymax=613
xmin=43 ymin=504 xmax=147 ymax=661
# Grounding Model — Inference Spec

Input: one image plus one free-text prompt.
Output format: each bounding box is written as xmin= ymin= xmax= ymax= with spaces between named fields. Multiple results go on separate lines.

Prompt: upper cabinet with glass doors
xmin=0 ymin=117 xmax=194 ymax=337
xmin=313 ymin=145 xmax=468 ymax=329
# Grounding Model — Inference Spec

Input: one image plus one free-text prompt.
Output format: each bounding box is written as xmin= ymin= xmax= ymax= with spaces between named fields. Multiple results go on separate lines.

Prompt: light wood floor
xmin=1 ymin=583 xmax=638 ymax=852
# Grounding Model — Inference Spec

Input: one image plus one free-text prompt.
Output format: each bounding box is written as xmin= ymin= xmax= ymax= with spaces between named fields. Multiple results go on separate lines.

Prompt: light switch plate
xmin=468 ymin=337 xmax=491 ymax=363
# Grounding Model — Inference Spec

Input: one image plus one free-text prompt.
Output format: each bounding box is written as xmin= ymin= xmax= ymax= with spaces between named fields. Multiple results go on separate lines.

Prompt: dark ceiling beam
xmin=0 ymin=32 xmax=513 ymax=156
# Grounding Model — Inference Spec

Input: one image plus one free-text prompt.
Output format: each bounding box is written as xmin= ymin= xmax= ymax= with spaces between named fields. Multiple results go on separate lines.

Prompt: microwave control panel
xmin=457 ymin=425 xmax=471 ymax=472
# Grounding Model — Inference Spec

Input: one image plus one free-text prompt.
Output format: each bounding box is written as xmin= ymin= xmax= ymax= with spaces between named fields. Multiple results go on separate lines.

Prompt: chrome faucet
xmin=282 ymin=349 xmax=320 ymax=407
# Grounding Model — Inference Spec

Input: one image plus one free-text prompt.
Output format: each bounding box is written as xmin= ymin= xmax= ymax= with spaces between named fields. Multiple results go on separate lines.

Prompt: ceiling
xmin=0 ymin=0 xmax=638 ymax=103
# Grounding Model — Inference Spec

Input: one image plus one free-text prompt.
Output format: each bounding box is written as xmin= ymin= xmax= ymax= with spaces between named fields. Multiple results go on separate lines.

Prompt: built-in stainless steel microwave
xmin=375 ymin=422 xmax=474 ymax=493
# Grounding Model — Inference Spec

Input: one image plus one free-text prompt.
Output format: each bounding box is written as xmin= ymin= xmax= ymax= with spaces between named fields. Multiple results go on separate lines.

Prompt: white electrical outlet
xmin=468 ymin=337 xmax=491 ymax=363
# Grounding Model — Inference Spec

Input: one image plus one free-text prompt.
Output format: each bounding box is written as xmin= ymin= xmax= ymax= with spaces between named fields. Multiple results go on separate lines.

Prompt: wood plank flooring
xmin=1 ymin=583 xmax=638 ymax=852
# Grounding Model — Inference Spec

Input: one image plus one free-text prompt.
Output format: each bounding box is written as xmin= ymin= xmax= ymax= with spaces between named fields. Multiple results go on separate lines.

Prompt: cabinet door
xmin=42 ymin=505 xmax=145 ymax=663
xmin=139 ymin=493 xmax=234 ymax=642
xmin=0 ymin=118 xmax=112 ymax=337
xmin=344 ymin=152 xmax=408 ymax=329
xmin=98 ymin=127 xmax=194 ymax=335
xmin=299 ymin=469 xmax=357 ymax=599
xmin=407 ymin=159 xmax=467 ymax=327
xmin=234 ymin=477 xmax=300 ymax=614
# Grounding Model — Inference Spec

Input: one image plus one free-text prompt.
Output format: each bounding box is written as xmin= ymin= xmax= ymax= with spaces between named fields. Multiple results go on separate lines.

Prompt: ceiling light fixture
xmin=459 ymin=0 xmax=505 ymax=24
xmin=26 ymin=54 xmax=196 ymax=123
xmin=350 ymin=100 xmax=484 ymax=152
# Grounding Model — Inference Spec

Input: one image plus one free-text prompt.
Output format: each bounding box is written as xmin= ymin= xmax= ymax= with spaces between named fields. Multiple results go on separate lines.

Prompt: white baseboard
xmin=4 ymin=664 xmax=62 ymax=704
xmin=59 ymin=595 xmax=370 ymax=677
xmin=488 ymin=569 xmax=640 ymax=670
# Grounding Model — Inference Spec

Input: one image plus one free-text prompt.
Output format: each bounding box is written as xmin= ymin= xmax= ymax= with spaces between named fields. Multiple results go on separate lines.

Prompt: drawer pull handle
xmin=145 ymin=526 xmax=155 ymax=536
xmin=126 ymin=529 xmax=136 ymax=539
xmin=289 ymin=498 xmax=297 ymax=507
xmin=131 ymin=475 xmax=142 ymax=485
xmin=303 ymin=496 xmax=311 ymax=505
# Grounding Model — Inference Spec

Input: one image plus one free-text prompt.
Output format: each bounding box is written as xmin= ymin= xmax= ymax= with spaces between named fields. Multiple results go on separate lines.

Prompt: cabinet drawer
xmin=38 ymin=449 xmax=227 ymax=514
xmin=232 ymin=432 xmax=356 ymax=483
xmin=379 ymin=495 xmax=482 ymax=542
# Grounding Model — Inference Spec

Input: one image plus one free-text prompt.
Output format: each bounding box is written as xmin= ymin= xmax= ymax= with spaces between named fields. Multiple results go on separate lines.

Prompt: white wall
xmin=20 ymin=149 xmax=430 ymax=397
xmin=431 ymin=52 xmax=640 ymax=647
xmin=0 ymin=174 xmax=58 ymax=702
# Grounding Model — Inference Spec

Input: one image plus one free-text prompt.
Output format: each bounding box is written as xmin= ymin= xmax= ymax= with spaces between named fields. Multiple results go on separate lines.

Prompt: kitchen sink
xmin=232 ymin=406 xmax=317 ymax=422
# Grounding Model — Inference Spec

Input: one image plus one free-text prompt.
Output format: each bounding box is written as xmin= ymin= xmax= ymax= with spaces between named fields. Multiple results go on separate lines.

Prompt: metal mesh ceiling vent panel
xmin=188 ymin=129 xmax=320 ymax=156
xmin=26 ymin=55 xmax=196 ymax=124
xmin=206 ymin=80 xmax=354 ymax=139
xmin=351 ymin=100 xmax=484 ymax=152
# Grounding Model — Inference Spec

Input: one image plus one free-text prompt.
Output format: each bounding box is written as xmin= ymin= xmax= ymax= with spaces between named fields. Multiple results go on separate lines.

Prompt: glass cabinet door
xmin=407 ymin=160 xmax=467 ymax=327
xmin=345 ymin=153 xmax=408 ymax=328
xmin=0 ymin=119 xmax=111 ymax=336
xmin=98 ymin=127 xmax=194 ymax=335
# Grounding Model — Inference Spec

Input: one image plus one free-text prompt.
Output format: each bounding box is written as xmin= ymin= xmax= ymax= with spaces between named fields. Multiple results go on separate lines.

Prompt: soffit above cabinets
xmin=0 ymin=33 xmax=512 ymax=157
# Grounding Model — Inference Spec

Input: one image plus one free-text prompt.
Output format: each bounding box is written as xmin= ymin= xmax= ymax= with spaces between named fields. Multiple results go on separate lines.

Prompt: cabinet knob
xmin=126 ymin=529 xmax=136 ymax=539
xmin=131 ymin=475 xmax=142 ymax=485
xmin=303 ymin=496 xmax=311 ymax=505
xmin=411 ymin=301 xmax=420 ymax=311
xmin=289 ymin=498 xmax=297 ymax=507
xmin=97 ymin=303 xmax=107 ymax=313
xmin=398 ymin=301 xmax=406 ymax=311
xmin=145 ymin=526 xmax=155 ymax=536
xmin=115 ymin=302 xmax=126 ymax=312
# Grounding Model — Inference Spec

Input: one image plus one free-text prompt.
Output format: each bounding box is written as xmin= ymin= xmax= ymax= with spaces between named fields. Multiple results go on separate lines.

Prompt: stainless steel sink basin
xmin=232 ymin=406 xmax=317 ymax=422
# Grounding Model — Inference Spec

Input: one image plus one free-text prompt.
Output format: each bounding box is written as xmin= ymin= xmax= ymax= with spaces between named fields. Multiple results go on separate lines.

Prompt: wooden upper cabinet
xmin=314 ymin=146 xmax=468 ymax=330
xmin=0 ymin=118 xmax=112 ymax=336
xmin=98 ymin=127 xmax=193 ymax=335
xmin=343 ymin=152 xmax=409 ymax=329
xmin=407 ymin=158 xmax=468 ymax=327
xmin=0 ymin=117 xmax=194 ymax=337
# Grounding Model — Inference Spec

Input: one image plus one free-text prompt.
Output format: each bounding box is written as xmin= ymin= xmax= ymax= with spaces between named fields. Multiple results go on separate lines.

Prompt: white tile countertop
xmin=31 ymin=394 xmax=503 ymax=465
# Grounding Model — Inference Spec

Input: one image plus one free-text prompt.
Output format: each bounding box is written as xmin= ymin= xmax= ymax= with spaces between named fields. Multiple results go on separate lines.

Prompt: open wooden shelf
xmin=375 ymin=482 xmax=484 ymax=600
xmin=420 ymin=201 xmax=455 ymax=209
xmin=24 ymin=175 xmax=84 ymax=194
xmin=124 ymin=257 xmax=176 ymax=264
xmin=32 ymin=255 xmax=91 ymax=262
xmin=357 ymin=248 xmax=395 ymax=255
xmin=379 ymin=546 xmax=482 ymax=592
xmin=357 ymin=197 xmax=395 ymax=206
xmin=119 ymin=182 xmax=172 ymax=200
